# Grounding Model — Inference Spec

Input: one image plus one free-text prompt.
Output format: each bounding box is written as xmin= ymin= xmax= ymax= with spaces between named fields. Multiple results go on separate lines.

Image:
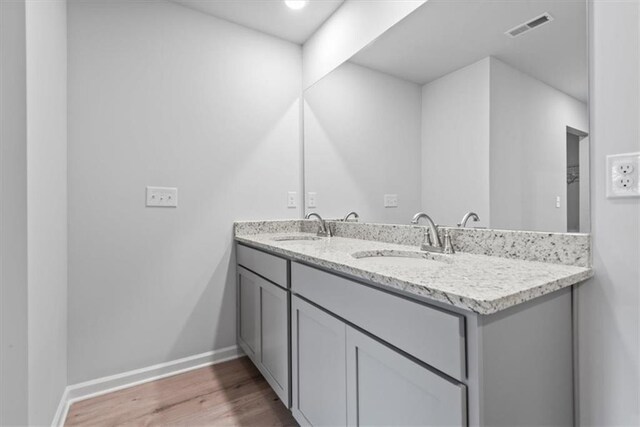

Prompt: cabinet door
xmin=238 ymin=266 xmax=291 ymax=407
xmin=238 ymin=268 xmax=260 ymax=362
xmin=292 ymin=296 xmax=347 ymax=427
xmin=346 ymin=326 xmax=467 ymax=427
xmin=260 ymin=279 xmax=290 ymax=406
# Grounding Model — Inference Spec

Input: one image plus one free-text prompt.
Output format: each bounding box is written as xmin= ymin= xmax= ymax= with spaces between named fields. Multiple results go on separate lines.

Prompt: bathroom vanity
xmin=233 ymin=0 xmax=592 ymax=424
xmin=234 ymin=220 xmax=592 ymax=427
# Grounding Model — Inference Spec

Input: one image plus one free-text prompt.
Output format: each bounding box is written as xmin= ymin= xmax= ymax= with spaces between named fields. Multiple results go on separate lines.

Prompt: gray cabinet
xmin=260 ymin=277 xmax=289 ymax=402
xmin=237 ymin=244 xmax=288 ymax=288
xmin=237 ymin=246 xmax=574 ymax=427
xmin=346 ymin=326 xmax=467 ymax=427
xmin=238 ymin=266 xmax=260 ymax=359
xmin=292 ymin=262 xmax=466 ymax=381
xmin=237 ymin=266 xmax=290 ymax=407
xmin=292 ymin=296 xmax=347 ymax=427
xmin=291 ymin=295 xmax=467 ymax=427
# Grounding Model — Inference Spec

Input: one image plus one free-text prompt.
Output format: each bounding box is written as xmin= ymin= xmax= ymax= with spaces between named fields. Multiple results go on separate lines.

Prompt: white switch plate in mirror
xmin=287 ymin=191 xmax=297 ymax=208
xmin=146 ymin=186 xmax=178 ymax=207
xmin=384 ymin=194 xmax=398 ymax=208
xmin=307 ymin=192 xmax=317 ymax=208
xmin=606 ymin=152 xmax=640 ymax=198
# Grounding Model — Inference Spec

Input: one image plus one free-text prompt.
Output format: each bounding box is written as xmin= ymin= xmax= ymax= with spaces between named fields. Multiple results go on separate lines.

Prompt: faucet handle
xmin=424 ymin=231 xmax=433 ymax=246
xmin=443 ymin=230 xmax=455 ymax=254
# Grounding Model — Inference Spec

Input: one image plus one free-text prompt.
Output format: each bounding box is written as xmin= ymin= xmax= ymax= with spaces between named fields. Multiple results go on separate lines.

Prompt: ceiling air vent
xmin=505 ymin=13 xmax=553 ymax=38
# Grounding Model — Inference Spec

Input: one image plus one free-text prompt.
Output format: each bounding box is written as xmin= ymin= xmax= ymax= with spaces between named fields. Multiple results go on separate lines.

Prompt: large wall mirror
xmin=304 ymin=0 xmax=589 ymax=233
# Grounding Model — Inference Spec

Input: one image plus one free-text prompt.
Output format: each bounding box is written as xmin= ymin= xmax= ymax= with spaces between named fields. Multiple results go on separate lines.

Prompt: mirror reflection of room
xmin=304 ymin=0 xmax=589 ymax=233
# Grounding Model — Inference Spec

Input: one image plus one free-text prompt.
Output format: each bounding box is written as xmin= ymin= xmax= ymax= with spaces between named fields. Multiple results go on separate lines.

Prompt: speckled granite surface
xmin=447 ymin=228 xmax=591 ymax=268
xmin=236 ymin=232 xmax=592 ymax=314
xmin=235 ymin=220 xmax=591 ymax=267
xmin=234 ymin=220 xmax=311 ymax=235
xmin=234 ymin=231 xmax=592 ymax=315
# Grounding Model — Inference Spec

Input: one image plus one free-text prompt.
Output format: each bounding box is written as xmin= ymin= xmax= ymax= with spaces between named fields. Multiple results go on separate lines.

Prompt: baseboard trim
xmin=52 ymin=345 xmax=242 ymax=426
xmin=51 ymin=387 xmax=70 ymax=427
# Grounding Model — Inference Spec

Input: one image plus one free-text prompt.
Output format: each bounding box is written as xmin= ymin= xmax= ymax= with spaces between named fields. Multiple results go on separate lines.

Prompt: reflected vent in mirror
xmin=505 ymin=13 xmax=553 ymax=38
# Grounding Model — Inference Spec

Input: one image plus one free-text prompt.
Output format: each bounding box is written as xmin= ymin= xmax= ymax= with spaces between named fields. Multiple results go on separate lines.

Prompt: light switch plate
xmin=146 ymin=186 xmax=178 ymax=207
xmin=606 ymin=152 xmax=640 ymax=198
xmin=287 ymin=191 xmax=297 ymax=209
xmin=384 ymin=194 xmax=398 ymax=208
xmin=307 ymin=192 xmax=317 ymax=208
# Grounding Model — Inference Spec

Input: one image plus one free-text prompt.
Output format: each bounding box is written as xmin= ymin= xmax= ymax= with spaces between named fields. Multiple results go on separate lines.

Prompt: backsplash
xmin=445 ymin=228 xmax=591 ymax=268
xmin=327 ymin=221 xmax=425 ymax=246
xmin=234 ymin=220 xmax=591 ymax=268
xmin=234 ymin=219 xmax=321 ymax=235
xmin=234 ymin=220 xmax=308 ymax=236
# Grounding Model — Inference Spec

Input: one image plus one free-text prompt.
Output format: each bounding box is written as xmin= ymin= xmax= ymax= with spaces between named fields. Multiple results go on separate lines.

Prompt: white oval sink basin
xmin=272 ymin=235 xmax=322 ymax=242
xmin=351 ymin=249 xmax=452 ymax=267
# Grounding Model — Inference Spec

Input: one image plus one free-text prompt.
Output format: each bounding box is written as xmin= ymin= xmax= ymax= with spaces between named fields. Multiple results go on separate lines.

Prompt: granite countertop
xmin=235 ymin=231 xmax=593 ymax=315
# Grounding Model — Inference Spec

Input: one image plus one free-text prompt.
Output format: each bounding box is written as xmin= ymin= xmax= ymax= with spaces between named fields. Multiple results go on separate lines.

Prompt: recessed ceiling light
xmin=285 ymin=0 xmax=308 ymax=10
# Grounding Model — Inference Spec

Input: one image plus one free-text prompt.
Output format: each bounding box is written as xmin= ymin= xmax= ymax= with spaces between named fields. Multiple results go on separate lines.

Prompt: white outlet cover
xmin=146 ymin=186 xmax=178 ymax=207
xmin=607 ymin=152 xmax=640 ymax=198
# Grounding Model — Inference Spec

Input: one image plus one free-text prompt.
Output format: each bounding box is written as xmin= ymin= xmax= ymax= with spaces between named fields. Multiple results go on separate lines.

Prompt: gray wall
xmin=303 ymin=0 xmax=426 ymax=88
xmin=67 ymin=0 xmax=302 ymax=383
xmin=420 ymin=56 xmax=587 ymax=230
xmin=25 ymin=0 xmax=68 ymax=424
xmin=0 ymin=1 xmax=68 ymax=424
xmin=489 ymin=57 xmax=588 ymax=232
xmin=0 ymin=1 xmax=29 ymax=424
xmin=421 ymin=57 xmax=491 ymax=228
xmin=578 ymin=1 xmax=640 ymax=425
xmin=304 ymin=61 xmax=422 ymax=224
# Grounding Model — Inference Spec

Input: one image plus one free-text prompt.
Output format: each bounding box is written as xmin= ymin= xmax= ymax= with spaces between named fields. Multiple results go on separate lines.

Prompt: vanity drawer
xmin=237 ymin=244 xmax=288 ymax=288
xmin=291 ymin=262 xmax=466 ymax=381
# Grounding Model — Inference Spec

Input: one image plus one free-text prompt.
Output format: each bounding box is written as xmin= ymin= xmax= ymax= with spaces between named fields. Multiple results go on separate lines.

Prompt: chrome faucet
xmin=343 ymin=211 xmax=359 ymax=222
xmin=305 ymin=212 xmax=332 ymax=237
xmin=411 ymin=212 xmax=443 ymax=251
xmin=458 ymin=212 xmax=480 ymax=227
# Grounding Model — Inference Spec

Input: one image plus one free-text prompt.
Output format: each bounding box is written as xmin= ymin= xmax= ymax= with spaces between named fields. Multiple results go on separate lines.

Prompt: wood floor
xmin=65 ymin=357 xmax=298 ymax=426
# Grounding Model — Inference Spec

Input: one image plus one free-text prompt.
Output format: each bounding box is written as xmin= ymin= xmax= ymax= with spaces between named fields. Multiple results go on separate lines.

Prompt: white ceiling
xmin=350 ymin=0 xmax=588 ymax=102
xmin=170 ymin=0 xmax=344 ymax=44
